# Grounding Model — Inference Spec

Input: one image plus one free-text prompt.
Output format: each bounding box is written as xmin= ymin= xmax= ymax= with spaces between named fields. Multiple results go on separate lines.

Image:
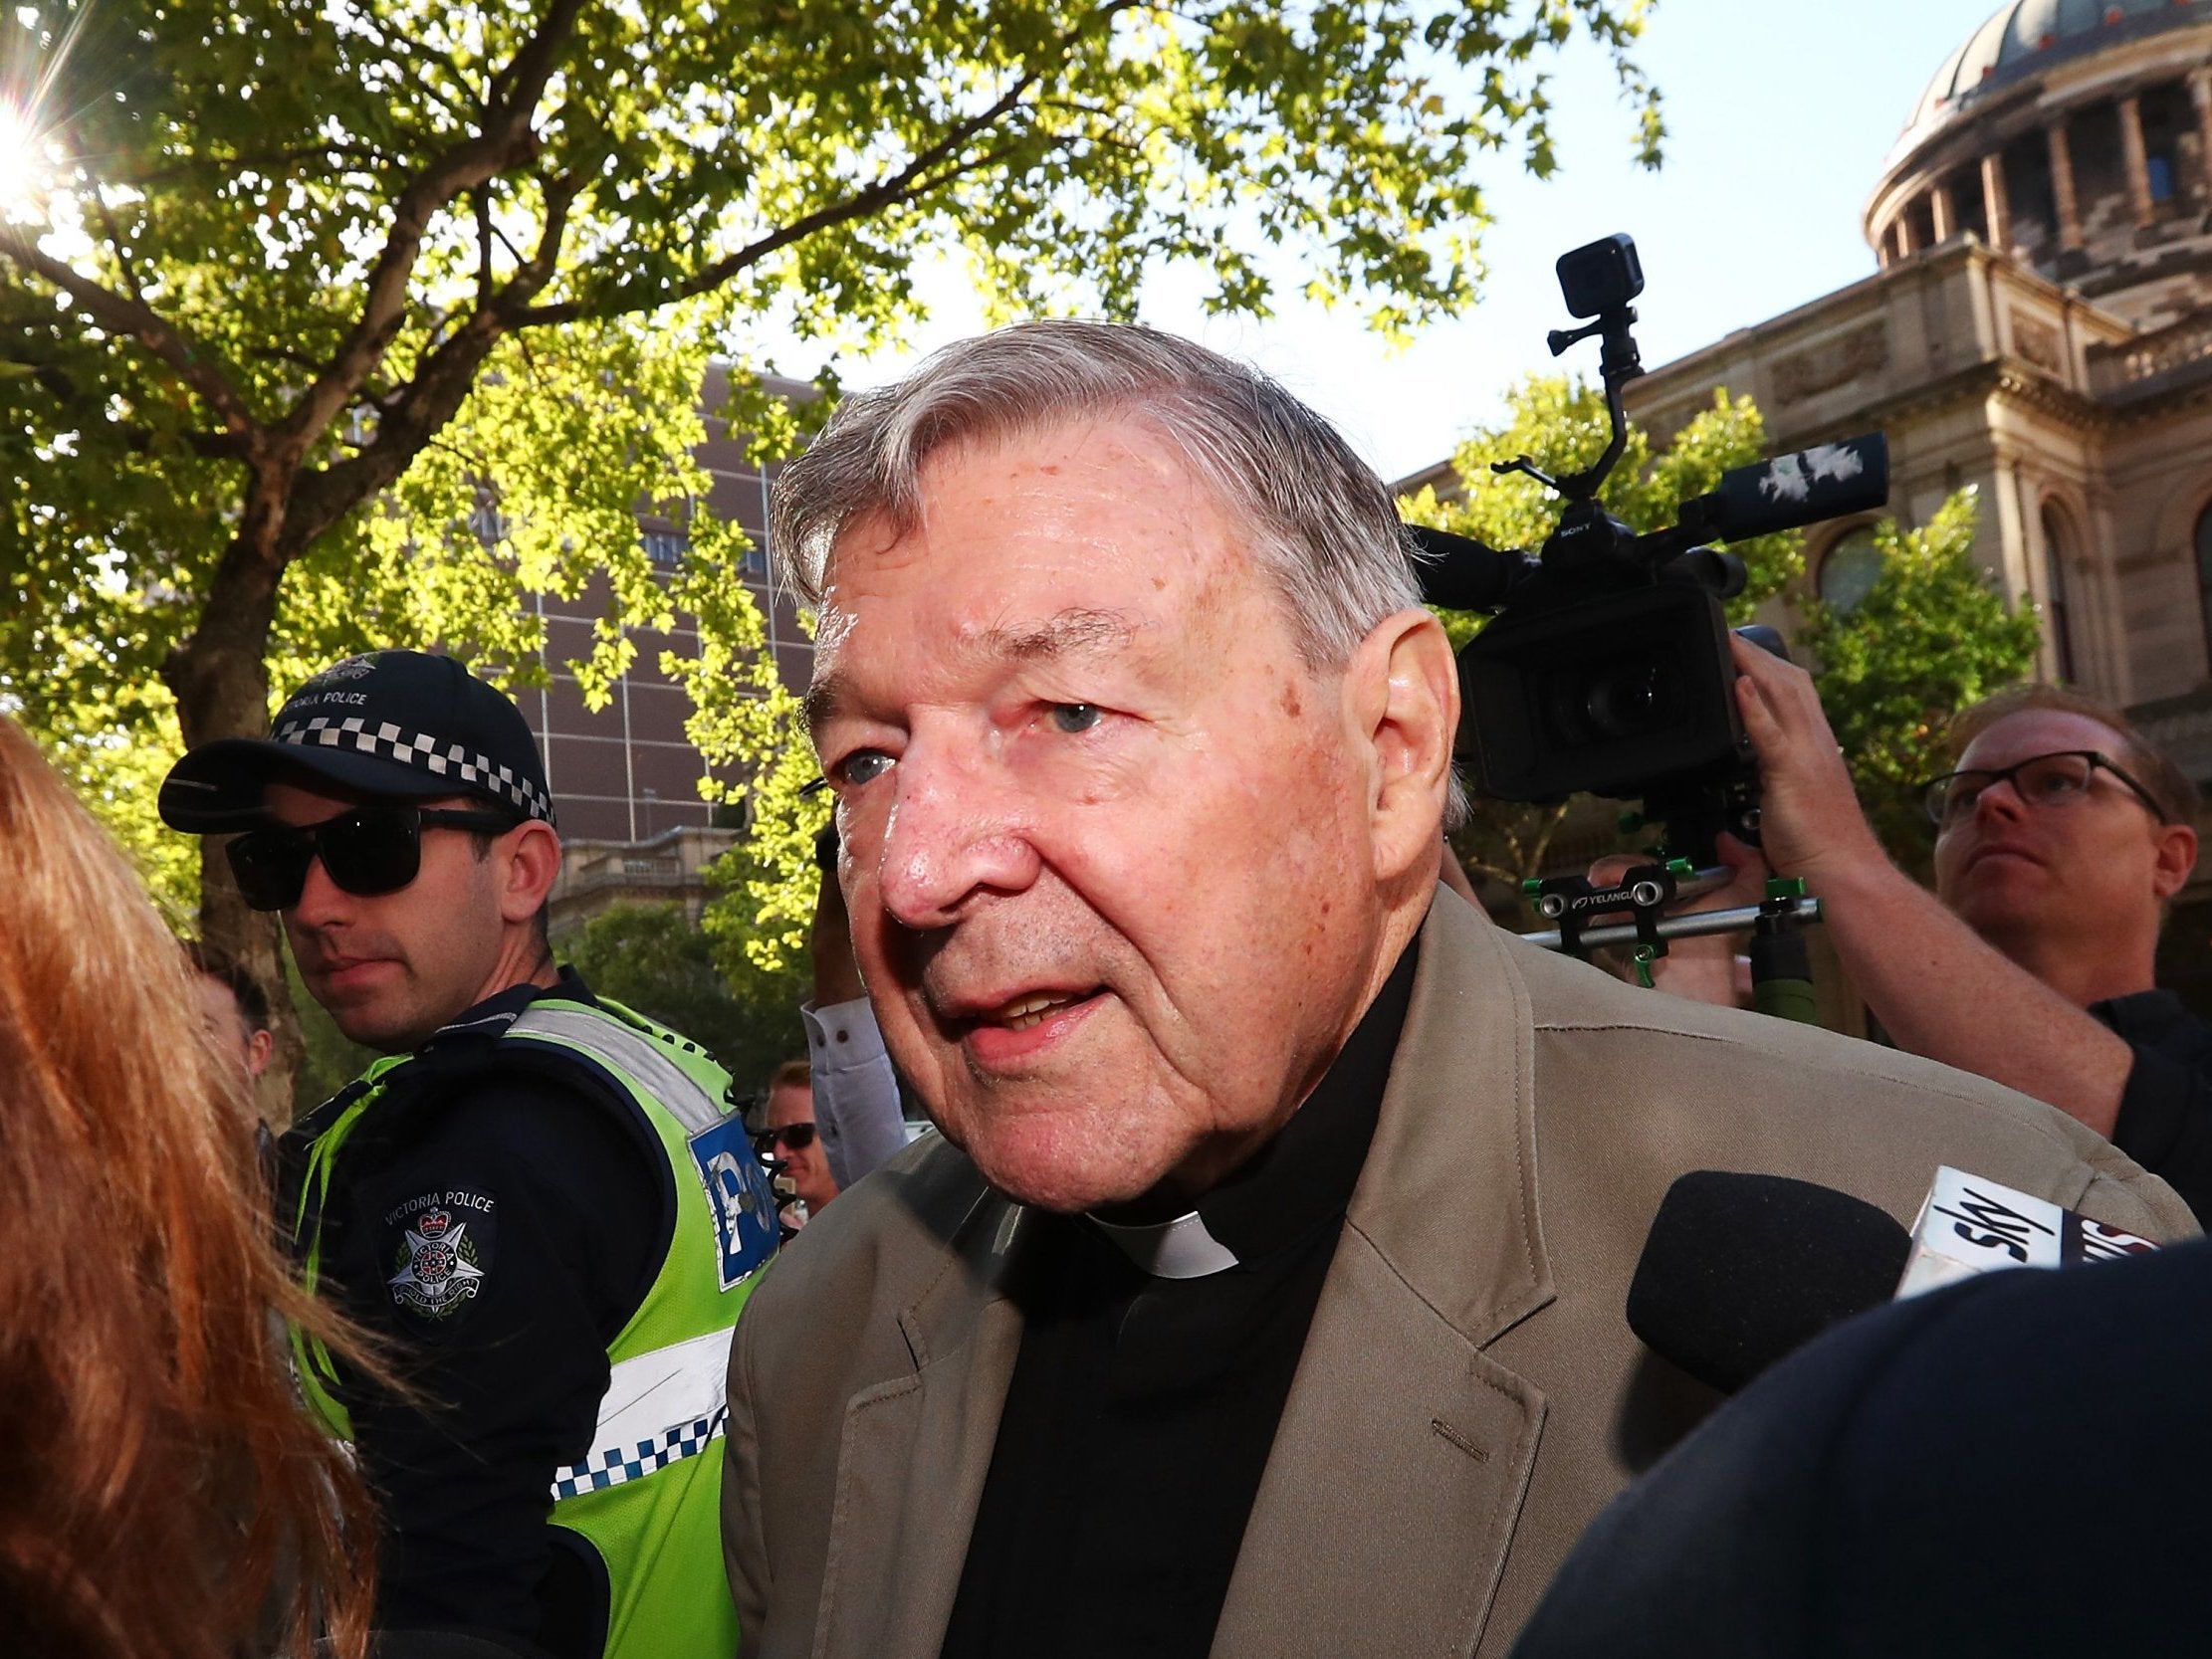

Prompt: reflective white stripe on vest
xmin=550 ymin=1327 xmax=732 ymax=1501
xmin=508 ymin=1006 xmax=725 ymax=1134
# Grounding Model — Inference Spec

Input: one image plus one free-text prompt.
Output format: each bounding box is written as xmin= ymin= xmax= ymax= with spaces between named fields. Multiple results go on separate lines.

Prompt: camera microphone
xmin=1626 ymin=1171 xmax=1911 ymax=1396
xmin=1407 ymin=524 xmax=1539 ymax=613
xmin=1676 ymin=434 xmax=1890 ymax=545
xmin=1628 ymin=1167 xmax=2166 ymax=1399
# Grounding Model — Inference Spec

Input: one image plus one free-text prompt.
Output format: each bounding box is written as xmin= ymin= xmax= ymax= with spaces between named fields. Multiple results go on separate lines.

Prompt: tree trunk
xmin=163 ymin=469 xmax=312 ymax=1119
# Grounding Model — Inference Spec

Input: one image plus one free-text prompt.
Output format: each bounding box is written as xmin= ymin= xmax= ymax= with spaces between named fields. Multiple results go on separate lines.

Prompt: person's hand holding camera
xmin=1587 ymin=637 xmax=1881 ymax=1010
xmin=1726 ymin=633 xmax=1887 ymax=890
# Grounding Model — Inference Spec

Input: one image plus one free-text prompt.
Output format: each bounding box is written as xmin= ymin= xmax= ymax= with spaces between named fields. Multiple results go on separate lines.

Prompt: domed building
xmin=1874 ymin=0 xmax=2212 ymax=327
xmin=1619 ymin=0 xmax=2212 ymax=779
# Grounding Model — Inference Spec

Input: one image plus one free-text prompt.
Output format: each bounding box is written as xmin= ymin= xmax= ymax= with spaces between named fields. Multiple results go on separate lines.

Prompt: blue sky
xmin=778 ymin=0 xmax=2008 ymax=483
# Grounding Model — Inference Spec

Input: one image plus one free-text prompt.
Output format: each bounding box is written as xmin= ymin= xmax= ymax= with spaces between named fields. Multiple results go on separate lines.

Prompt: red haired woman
xmin=0 ymin=717 xmax=379 ymax=1659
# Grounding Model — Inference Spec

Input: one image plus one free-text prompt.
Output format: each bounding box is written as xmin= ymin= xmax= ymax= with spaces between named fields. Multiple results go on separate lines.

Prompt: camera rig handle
xmin=1525 ymin=872 xmax=1826 ymax=1018
xmin=1523 ymin=858 xmax=1693 ymax=980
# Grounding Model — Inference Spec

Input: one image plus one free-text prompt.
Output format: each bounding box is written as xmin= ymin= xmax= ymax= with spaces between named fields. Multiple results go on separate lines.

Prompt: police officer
xmin=159 ymin=650 xmax=777 ymax=1659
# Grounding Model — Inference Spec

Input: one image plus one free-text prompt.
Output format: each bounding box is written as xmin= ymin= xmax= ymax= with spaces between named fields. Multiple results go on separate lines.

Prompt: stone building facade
xmin=1625 ymin=1 xmax=2212 ymax=770
xmin=1406 ymin=0 xmax=2212 ymax=998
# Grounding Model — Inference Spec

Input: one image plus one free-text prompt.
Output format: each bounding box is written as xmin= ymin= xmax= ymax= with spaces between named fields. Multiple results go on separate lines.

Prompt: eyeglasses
xmin=753 ymin=1122 xmax=818 ymax=1155
xmin=1922 ymin=750 xmax=2164 ymax=829
xmin=225 ymin=803 xmax=520 ymax=912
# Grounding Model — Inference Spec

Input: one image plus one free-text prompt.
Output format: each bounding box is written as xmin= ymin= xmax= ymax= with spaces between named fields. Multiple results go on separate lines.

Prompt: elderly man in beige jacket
xmin=720 ymin=320 xmax=2194 ymax=1659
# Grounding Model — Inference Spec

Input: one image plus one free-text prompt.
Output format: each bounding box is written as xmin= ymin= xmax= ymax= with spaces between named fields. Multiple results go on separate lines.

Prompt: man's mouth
xmin=314 ymin=954 xmax=390 ymax=986
xmin=981 ymin=989 xmax=1095 ymax=1031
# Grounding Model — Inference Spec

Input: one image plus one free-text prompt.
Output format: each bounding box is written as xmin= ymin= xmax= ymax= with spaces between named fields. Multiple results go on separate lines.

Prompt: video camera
xmin=1412 ymin=233 xmax=1888 ymax=868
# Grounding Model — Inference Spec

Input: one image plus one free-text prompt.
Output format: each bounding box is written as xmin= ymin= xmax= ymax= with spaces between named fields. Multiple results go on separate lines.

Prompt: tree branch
xmin=516 ymin=123 xmax=1040 ymax=329
xmin=274 ymin=0 xmax=589 ymax=455
xmin=282 ymin=307 xmax=509 ymax=550
xmin=0 ymin=227 xmax=260 ymax=437
xmin=516 ymin=0 xmax=1146 ymax=328
xmin=476 ymin=186 xmax=494 ymax=307
xmin=90 ymin=195 xmax=147 ymax=309
xmin=113 ymin=142 xmax=393 ymax=190
xmin=6 ymin=346 xmax=246 ymax=461
xmin=334 ymin=8 xmax=484 ymax=123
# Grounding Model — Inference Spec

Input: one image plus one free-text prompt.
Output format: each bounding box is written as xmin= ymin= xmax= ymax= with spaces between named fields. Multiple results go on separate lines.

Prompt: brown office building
xmin=533 ymin=366 xmax=817 ymax=931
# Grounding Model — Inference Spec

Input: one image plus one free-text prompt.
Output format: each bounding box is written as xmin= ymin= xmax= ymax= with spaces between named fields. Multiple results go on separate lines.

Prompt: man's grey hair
xmin=771 ymin=318 xmax=1467 ymax=824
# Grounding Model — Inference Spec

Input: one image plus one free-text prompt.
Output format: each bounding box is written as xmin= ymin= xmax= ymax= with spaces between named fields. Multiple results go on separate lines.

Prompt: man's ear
xmin=2152 ymin=821 xmax=2198 ymax=902
xmin=1346 ymin=607 xmax=1459 ymax=885
xmin=499 ymin=821 xmax=563 ymax=926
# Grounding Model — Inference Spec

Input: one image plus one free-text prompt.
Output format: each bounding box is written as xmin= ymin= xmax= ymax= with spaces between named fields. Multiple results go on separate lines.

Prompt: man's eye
xmin=1049 ymin=704 xmax=1102 ymax=734
xmin=834 ymin=750 xmax=895 ymax=786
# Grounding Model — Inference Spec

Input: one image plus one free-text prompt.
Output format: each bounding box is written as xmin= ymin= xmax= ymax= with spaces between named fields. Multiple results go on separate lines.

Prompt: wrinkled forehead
xmin=805 ymin=421 xmax=1274 ymax=686
xmin=817 ymin=416 xmax=1238 ymax=583
xmin=1958 ymin=709 xmax=2133 ymax=771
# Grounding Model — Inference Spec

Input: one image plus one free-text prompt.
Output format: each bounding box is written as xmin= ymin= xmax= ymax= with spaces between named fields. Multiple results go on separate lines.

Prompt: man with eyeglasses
xmin=758 ymin=1060 xmax=840 ymax=1228
xmin=1669 ymin=639 xmax=2211 ymax=1222
xmin=157 ymin=649 xmax=778 ymax=1659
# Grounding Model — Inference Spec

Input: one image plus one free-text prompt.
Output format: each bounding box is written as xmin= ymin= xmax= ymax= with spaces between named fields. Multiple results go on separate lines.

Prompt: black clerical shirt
xmin=939 ymin=941 xmax=1419 ymax=1659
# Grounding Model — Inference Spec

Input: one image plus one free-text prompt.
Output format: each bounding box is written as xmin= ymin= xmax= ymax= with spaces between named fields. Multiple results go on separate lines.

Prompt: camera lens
xmin=1582 ymin=660 xmax=1678 ymax=739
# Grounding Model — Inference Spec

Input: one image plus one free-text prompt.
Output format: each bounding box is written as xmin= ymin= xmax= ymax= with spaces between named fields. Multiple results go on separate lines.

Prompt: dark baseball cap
xmin=158 ymin=650 xmax=555 ymax=834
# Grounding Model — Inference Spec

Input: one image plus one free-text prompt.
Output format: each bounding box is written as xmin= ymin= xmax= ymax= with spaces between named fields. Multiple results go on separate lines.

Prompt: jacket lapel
xmin=1214 ymin=896 xmax=1558 ymax=1658
xmin=815 ymin=1198 xmax=1029 ymax=1659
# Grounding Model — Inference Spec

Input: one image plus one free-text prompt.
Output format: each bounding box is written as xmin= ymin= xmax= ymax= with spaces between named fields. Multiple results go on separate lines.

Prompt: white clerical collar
xmin=1087 ymin=1209 xmax=1240 ymax=1280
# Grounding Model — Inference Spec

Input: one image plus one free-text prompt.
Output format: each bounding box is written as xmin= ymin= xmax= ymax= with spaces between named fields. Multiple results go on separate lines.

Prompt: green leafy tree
xmin=2 ymin=0 xmax=1661 ymax=1078
xmin=697 ymin=739 xmax=829 ymax=981
xmin=1399 ymin=375 xmax=1804 ymax=893
xmin=561 ymin=901 xmax=807 ymax=1093
xmin=1799 ymin=489 xmax=2042 ymax=869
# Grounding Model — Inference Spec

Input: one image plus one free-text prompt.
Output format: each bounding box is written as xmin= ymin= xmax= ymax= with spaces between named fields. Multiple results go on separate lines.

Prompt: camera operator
xmin=1639 ymin=636 xmax=2211 ymax=1222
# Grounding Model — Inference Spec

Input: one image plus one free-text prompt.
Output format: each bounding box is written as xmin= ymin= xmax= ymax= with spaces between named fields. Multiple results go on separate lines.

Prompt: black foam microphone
xmin=1626 ymin=1171 xmax=1911 ymax=1395
xmin=1406 ymin=524 xmax=1539 ymax=613
xmin=1675 ymin=433 xmax=1890 ymax=545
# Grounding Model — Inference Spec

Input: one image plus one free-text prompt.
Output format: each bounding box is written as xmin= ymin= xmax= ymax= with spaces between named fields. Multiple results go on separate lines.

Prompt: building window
xmin=2196 ymin=504 xmax=2212 ymax=676
xmin=2040 ymin=504 xmax=2076 ymax=682
xmin=1818 ymin=525 xmax=1885 ymax=615
xmin=642 ymin=528 xmax=689 ymax=566
xmin=2140 ymin=83 xmax=2195 ymax=211
xmin=469 ymin=501 xmax=509 ymax=547
xmin=743 ymin=535 xmax=769 ymax=578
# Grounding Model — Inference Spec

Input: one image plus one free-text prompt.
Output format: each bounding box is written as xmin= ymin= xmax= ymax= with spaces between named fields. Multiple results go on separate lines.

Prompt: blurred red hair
xmin=0 ymin=717 xmax=378 ymax=1658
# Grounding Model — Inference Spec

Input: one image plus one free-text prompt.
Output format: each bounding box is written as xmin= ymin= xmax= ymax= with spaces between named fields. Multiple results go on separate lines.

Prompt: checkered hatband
xmin=274 ymin=716 xmax=553 ymax=822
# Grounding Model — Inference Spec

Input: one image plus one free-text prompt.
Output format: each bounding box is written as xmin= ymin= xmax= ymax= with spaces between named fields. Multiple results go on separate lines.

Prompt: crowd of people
xmin=5 ymin=317 xmax=2209 ymax=1659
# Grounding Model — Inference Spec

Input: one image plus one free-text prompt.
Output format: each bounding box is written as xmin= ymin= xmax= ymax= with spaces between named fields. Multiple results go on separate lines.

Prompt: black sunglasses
xmin=226 ymin=803 xmax=521 ymax=912
xmin=753 ymin=1122 xmax=818 ymax=1155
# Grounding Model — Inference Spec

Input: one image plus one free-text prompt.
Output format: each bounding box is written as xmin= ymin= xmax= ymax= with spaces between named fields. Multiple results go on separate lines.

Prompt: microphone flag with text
xmin=1627 ymin=1168 xmax=2163 ymax=1395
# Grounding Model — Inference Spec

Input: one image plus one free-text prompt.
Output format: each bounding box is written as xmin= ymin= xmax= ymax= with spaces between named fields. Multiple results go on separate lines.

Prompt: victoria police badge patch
xmin=386 ymin=1203 xmax=491 ymax=1320
xmin=688 ymin=1117 xmax=778 ymax=1291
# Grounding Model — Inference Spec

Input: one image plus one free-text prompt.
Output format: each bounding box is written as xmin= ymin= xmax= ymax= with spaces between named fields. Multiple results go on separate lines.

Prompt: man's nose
xmin=1973 ymin=775 xmax=2032 ymax=824
xmin=867 ymin=740 xmax=1040 ymax=929
xmin=286 ymin=850 xmax=350 ymax=929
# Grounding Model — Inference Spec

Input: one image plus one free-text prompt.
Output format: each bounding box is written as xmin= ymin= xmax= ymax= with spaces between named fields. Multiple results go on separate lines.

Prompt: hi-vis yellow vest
xmin=290 ymin=996 xmax=779 ymax=1659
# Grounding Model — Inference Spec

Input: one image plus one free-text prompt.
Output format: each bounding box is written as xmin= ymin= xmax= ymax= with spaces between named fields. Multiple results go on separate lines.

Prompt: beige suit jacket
xmin=723 ymin=891 xmax=2196 ymax=1658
